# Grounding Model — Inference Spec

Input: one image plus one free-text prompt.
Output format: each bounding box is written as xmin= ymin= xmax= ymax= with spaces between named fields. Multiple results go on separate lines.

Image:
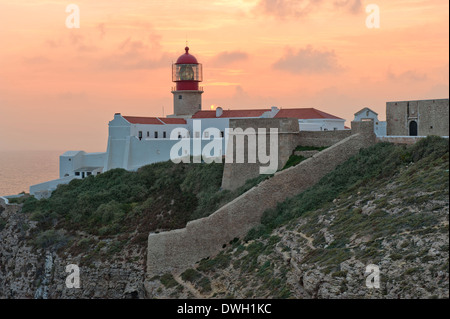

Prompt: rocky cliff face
xmin=0 ymin=199 xmax=147 ymax=299
xmin=1 ymin=138 xmax=449 ymax=299
xmin=146 ymin=142 xmax=449 ymax=299
xmin=147 ymin=191 xmax=448 ymax=299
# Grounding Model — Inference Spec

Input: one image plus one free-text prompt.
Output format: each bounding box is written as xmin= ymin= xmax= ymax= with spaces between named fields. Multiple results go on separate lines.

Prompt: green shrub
xmin=33 ymin=229 xmax=69 ymax=250
xmin=160 ymin=273 xmax=179 ymax=289
xmin=247 ymin=137 xmax=449 ymax=241
xmin=0 ymin=218 xmax=7 ymax=231
xmin=24 ymin=159 xmax=268 ymax=238
xmin=282 ymin=155 xmax=306 ymax=170
xmin=181 ymin=268 xmax=202 ymax=283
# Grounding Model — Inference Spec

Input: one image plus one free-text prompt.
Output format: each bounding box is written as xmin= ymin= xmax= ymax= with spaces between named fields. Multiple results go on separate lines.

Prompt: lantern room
xmin=172 ymin=47 xmax=203 ymax=91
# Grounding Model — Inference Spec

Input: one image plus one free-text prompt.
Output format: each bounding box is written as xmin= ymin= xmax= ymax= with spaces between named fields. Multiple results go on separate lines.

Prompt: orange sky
xmin=0 ymin=0 xmax=448 ymax=151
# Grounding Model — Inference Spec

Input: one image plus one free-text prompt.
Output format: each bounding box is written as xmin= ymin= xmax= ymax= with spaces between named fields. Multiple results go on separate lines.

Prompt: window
xmin=179 ymin=95 xmax=182 ymax=100
xmin=178 ymin=132 xmax=182 ymax=139
xmin=204 ymin=131 xmax=209 ymax=138
xmin=75 ymin=172 xmax=80 ymax=176
xmin=163 ymin=131 xmax=167 ymax=138
xmin=138 ymin=131 xmax=143 ymax=140
xmin=87 ymin=172 xmax=92 ymax=176
xmin=154 ymin=131 xmax=158 ymax=138
xmin=68 ymin=158 xmax=71 ymax=161
xmin=147 ymin=131 xmax=150 ymax=137
xmin=220 ymin=131 xmax=224 ymax=138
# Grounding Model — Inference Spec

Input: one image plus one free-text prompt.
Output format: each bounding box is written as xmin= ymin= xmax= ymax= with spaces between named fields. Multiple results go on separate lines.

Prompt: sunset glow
xmin=0 ymin=0 xmax=448 ymax=151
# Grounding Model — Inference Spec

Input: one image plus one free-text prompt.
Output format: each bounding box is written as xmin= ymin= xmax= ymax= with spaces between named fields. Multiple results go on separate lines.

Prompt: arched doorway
xmin=409 ymin=121 xmax=418 ymax=136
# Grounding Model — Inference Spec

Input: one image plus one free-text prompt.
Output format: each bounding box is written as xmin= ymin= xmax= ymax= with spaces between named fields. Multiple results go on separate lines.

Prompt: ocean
xmin=0 ymin=150 xmax=63 ymax=196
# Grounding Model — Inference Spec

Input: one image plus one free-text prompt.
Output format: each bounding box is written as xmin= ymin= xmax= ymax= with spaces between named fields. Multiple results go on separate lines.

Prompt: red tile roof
xmin=158 ymin=118 xmax=187 ymax=125
xmin=192 ymin=109 xmax=268 ymax=119
xmin=123 ymin=116 xmax=163 ymax=125
xmin=123 ymin=116 xmax=186 ymax=125
xmin=124 ymin=108 xmax=342 ymax=123
xmin=192 ymin=108 xmax=343 ymax=120
xmin=274 ymin=108 xmax=343 ymax=120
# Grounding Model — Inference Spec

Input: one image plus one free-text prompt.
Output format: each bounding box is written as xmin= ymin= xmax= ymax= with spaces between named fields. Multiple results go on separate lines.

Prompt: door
xmin=409 ymin=121 xmax=418 ymax=136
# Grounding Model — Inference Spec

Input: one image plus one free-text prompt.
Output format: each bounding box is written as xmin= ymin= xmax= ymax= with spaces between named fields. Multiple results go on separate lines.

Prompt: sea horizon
xmin=0 ymin=150 xmax=63 ymax=196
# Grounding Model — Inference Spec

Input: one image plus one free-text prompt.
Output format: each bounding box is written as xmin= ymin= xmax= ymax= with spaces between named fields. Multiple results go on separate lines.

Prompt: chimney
xmin=271 ymin=106 xmax=279 ymax=117
xmin=216 ymin=107 xmax=223 ymax=117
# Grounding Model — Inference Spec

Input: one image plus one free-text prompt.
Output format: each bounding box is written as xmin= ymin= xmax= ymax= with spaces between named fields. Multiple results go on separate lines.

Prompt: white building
xmin=353 ymin=107 xmax=387 ymax=136
xmin=30 ymin=47 xmax=347 ymax=198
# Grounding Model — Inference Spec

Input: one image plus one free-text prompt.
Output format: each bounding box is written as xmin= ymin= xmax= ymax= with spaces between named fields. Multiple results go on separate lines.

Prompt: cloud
xmin=233 ymin=85 xmax=250 ymax=100
xmin=210 ymin=51 xmax=249 ymax=66
xmin=99 ymin=43 xmax=171 ymax=70
xmin=273 ymin=46 xmax=343 ymax=74
xmin=97 ymin=23 xmax=106 ymax=39
xmin=22 ymin=56 xmax=51 ymax=65
xmin=387 ymin=69 xmax=428 ymax=82
xmin=254 ymin=0 xmax=363 ymax=18
xmin=255 ymin=0 xmax=323 ymax=18
xmin=45 ymin=39 xmax=63 ymax=48
xmin=118 ymin=37 xmax=148 ymax=51
xmin=333 ymin=0 xmax=362 ymax=14
xmin=56 ymin=91 xmax=88 ymax=101
xmin=99 ymin=53 xmax=171 ymax=70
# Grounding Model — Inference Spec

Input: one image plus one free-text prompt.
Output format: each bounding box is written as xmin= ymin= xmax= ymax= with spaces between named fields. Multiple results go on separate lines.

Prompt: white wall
xmin=59 ymin=151 xmax=85 ymax=178
xmin=82 ymin=152 xmax=106 ymax=168
xmin=298 ymin=119 xmax=345 ymax=131
xmin=30 ymin=175 xmax=80 ymax=199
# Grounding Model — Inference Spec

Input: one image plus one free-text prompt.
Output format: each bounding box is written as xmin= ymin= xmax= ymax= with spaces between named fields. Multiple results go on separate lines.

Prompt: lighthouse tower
xmin=171 ymin=46 xmax=203 ymax=117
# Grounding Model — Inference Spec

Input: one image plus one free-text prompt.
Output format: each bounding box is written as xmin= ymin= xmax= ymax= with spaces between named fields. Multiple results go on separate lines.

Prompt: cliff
xmin=1 ymin=136 xmax=448 ymax=299
xmin=146 ymin=137 xmax=449 ymax=298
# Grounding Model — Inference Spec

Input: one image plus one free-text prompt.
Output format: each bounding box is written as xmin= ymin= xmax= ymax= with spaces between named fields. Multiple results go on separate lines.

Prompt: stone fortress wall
xmin=147 ymin=121 xmax=376 ymax=276
xmin=221 ymin=118 xmax=300 ymax=191
xmin=386 ymin=98 xmax=449 ymax=137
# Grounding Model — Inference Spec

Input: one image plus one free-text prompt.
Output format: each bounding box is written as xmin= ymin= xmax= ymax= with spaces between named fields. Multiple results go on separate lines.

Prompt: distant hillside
xmin=148 ymin=136 xmax=449 ymax=299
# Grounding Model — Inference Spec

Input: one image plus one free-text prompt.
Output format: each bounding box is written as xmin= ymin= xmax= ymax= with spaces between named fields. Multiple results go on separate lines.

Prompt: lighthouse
xmin=171 ymin=46 xmax=203 ymax=117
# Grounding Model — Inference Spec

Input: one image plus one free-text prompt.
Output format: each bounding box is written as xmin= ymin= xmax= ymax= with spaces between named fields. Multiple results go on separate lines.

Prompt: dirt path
xmin=288 ymin=230 xmax=316 ymax=250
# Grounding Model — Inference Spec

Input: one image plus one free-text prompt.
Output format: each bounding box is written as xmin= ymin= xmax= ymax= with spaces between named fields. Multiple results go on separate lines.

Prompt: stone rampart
xmin=147 ymin=122 xmax=375 ymax=275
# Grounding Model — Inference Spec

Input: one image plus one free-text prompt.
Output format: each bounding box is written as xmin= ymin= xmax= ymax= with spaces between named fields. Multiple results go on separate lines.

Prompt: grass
xmin=247 ymin=136 xmax=449 ymax=241
xmin=18 ymin=160 xmax=269 ymax=254
xmin=160 ymin=273 xmax=179 ymax=289
xmin=282 ymin=145 xmax=328 ymax=170
xmin=294 ymin=145 xmax=328 ymax=152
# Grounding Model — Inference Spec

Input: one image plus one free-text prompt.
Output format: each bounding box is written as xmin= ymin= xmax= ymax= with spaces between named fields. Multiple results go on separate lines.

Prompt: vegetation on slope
xmin=153 ymin=136 xmax=448 ymax=298
xmin=14 ymin=161 xmax=268 ymax=253
xmin=249 ymin=136 xmax=449 ymax=240
xmin=282 ymin=145 xmax=328 ymax=170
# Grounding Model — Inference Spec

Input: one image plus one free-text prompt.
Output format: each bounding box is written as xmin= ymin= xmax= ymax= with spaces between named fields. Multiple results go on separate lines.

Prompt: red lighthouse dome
xmin=176 ymin=47 xmax=198 ymax=64
xmin=172 ymin=46 xmax=203 ymax=91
